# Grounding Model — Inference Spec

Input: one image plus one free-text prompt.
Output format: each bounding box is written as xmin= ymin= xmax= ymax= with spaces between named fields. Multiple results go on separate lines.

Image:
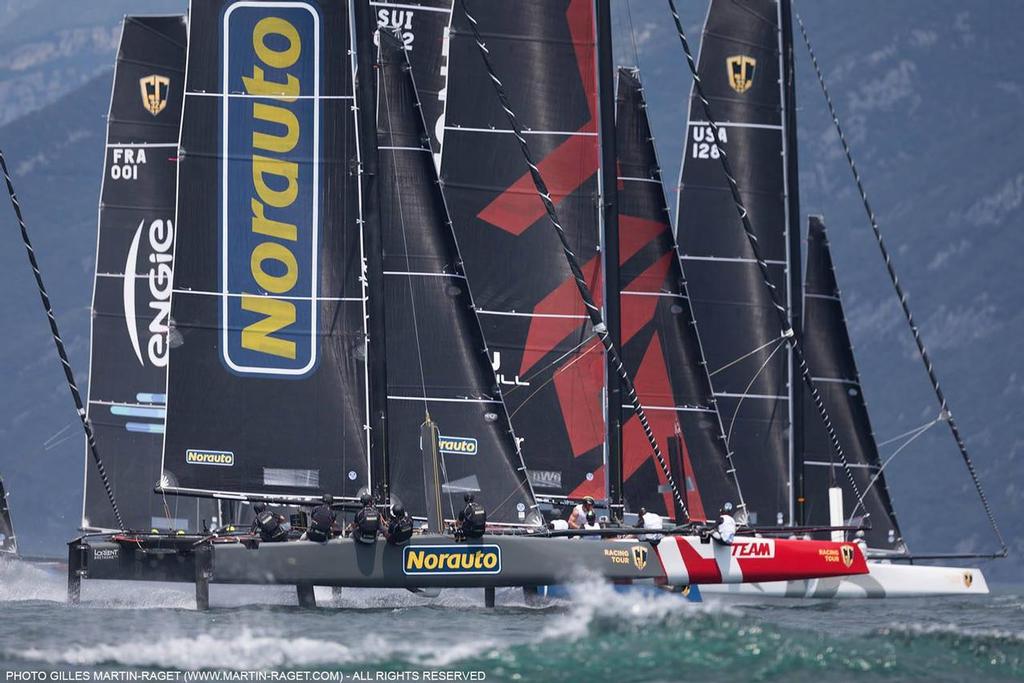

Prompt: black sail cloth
xmin=84 ymin=15 xmax=217 ymax=531
xmin=376 ymin=30 xmax=536 ymax=524
xmin=616 ymin=68 xmax=743 ymax=521
xmin=160 ymin=0 xmax=368 ymax=501
xmin=676 ymin=0 xmax=795 ymax=526
xmin=441 ymin=0 xmax=606 ymax=502
xmin=802 ymin=217 xmax=904 ymax=551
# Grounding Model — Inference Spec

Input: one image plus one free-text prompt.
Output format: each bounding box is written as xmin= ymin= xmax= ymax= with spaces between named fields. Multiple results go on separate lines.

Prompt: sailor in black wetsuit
xmin=386 ymin=503 xmax=414 ymax=546
xmin=348 ymin=493 xmax=381 ymax=544
xmin=250 ymin=502 xmax=288 ymax=543
xmin=304 ymin=494 xmax=337 ymax=543
xmin=458 ymin=493 xmax=487 ymax=539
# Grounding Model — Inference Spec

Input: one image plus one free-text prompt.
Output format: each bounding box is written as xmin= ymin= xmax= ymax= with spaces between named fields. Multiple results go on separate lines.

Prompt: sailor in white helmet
xmin=634 ymin=507 xmax=664 ymax=543
xmin=567 ymin=495 xmax=596 ymax=529
xmin=710 ymin=502 xmax=737 ymax=545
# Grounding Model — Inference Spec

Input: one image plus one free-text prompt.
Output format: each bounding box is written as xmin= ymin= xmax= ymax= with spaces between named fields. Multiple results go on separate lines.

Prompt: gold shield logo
xmin=840 ymin=544 xmax=855 ymax=568
xmin=963 ymin=571 xmax=973 ymax=588
xmin=140 ymin=74 xmax=171 ymax=116
xmin=631 ymin=545 xmax=648 ymax=571
xmin=726 ymin=55 xmax=756 ymax=94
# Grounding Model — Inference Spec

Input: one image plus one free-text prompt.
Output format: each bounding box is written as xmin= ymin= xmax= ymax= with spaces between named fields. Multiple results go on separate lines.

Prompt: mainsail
xmin=676 ymin=0 xmax=797 ymax=526
xmin=442 ymin=0 xmax=606 ymax=501
xmin=802 ymin=217 xmax=904 ymax=550
xmin=616 ymin=68 xmax=743 ymax=520
xmin=376 ymin=30 xmax=536 ymax=523
xmin=160 ymin=0 xmax=369 ymax=501
xmin=83 ymin=15 xmax=216 ymax=531
xmin=0 ymin=476 xmax=15 ymax=555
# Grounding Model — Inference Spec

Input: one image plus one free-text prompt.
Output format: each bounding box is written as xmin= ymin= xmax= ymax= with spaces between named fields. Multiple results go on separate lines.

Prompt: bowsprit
xmin=222 ymin=3 xmax=321 ymax=376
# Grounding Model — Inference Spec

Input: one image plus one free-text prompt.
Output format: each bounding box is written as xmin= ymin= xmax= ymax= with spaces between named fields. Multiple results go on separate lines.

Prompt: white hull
xmin=700 ymin=561 xmax=988 ymax=599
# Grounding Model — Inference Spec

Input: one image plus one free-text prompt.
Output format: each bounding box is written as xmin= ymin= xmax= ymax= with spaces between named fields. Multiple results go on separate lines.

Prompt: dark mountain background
xmin=0 ymin=1 xmax=1020 ymax=580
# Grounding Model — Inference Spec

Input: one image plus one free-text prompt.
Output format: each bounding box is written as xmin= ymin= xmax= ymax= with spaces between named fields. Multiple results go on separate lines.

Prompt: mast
xmin=594 ymin=0 xmax=622 ymax=513
xmin=779 ymin=0 xmax=805 ymax=526
xmin=353 ymin=0 xmax=391 ymax=502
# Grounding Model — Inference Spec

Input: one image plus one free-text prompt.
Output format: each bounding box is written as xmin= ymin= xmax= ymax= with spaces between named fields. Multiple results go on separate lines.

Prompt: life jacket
xmin=306 ymin=504 xmax=336 ymax=543
xmin=461 ymin=502 xmax=487 ymax=538
xmin=388 ymin=513 xmax=414 ymax=546
xmin=353 ymin=505 xmax=380 ymax=544
xmin=255 ymin=509 xmax=287 ymax=542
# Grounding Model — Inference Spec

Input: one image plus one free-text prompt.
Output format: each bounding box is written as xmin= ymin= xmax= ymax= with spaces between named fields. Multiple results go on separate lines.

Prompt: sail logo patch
xmin=528 ymin=470 xmax=562 ymax=490
xmin=403 ymin=545 xmax=501 ymax=575
xmin=186 ymin=449 xmax=235 ymax=467
xmin=139 ymin=74 xmax=170 ymax=116
xmin=726 ymin=55 xmax=756 ymax=93
xmin=730 ymin=539 xmax=775 ymax=558
xmin=222 ymin=2 xmax=321 ymax=377
xmin=438 ymin=436 xmax=477 ymax=456
xmin=123 ymin=219 xmax=173 ymax=368
xmin=93 ymin=547 xmax=120 ymax=561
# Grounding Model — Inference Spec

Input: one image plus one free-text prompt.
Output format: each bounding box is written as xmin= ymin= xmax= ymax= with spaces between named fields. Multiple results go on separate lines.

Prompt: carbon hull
xmin=700 ymin=561 xmax=988 ymax=599
xmin=69 ymin=532 xmax=868 ymax=607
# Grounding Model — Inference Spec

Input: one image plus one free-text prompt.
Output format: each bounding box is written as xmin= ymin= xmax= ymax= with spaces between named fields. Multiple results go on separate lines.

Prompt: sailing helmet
xmin=392 ymin=504 xmax=405 ymax=517
xmin=322 ymin=494 xmax=335 ymax=505
xmin=253 ymin=502 xmax=267 ymax=514
xmin=720 ymin=501 xmax=734 ymax=515
xmin=464 ymin=493 xmax=475 ymax=504
xmin=583 ymin=495 xmax=595 ymax=507
xmin=359 ymin=493 xmax=372 ymax=506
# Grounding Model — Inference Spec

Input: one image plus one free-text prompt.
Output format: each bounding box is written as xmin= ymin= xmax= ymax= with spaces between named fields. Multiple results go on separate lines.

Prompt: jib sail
xmin=376 ymin=31 xmax=536 ymax=524
xmin=160 ymin=0 xmax=369 ymax=501
xmin=442 ymin=0 xmax=606 ymax=502
xmin=0 ymin=476 xmax=15 ymax=555
xmin=676 ymin=0 xmax=797 ymax=526
xmin=372 ymin=1 xmax=452 ymax=165
xmin=83 ymin=15 xmax=216 ymax=531
xmin=802 ymin=217 xmax=904 ymax=551
xmin=616 ymin=68 xmax=743 ymax=521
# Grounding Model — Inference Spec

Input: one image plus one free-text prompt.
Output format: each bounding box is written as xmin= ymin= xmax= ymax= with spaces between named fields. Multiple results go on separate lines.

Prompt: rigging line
xmin=876 ymin=416 xmax=944 ymax=449
xmin=709 ymin=331 xmax=788 ymax=377
xmin=380 ymin=36 xmax=430 ymax=415
xmin=507 ymin=335 xmax=600 ymax=420
xmin=666 ymin=0 xmax=866 ymax=512
xmin=0 ymin=148 xmax=125 ymax=531
xmin=725 ymin=336 xmax=787 ymax=450
xmin=795 ymin=10 xmax=1006 ymax=555
xmin=459 ymin=0 xmax=689 ymax=520
xmin=847 ymin=414 xmax=942 ymax=524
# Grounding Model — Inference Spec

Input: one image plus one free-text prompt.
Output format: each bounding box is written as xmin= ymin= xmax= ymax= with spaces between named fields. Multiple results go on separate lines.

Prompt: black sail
xmin=376 ymin=31 xmax=536 ymax=524
xmin=442 ymin=0 xmax=606 ymax=502
xmin=802 ymin=217 xmax=904 ymax=551
xmin=616 ymin=68 xmax=743 ymax=521
xmin=0 ymin=476 xmax=15 ymax=555
xmin=84 ymin=15 xmax=216 ymax=531
xmin=160 ymin=0 xmax=369 ymax=501
xmin=675 ymin=0 xmax=796 ymax=526
xmin=371 ymin=1 xmax=452 ymax=163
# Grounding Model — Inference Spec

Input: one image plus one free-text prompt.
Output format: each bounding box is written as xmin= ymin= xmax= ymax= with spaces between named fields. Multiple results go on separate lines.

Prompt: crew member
xmin=250 ymin=502 xmax=288 ymax=543
xmin=305 ymin=494 xmax=338 ymax=543
xmin=547 ymin=519 xmax=569 ymax=531
xmin=348 ymin=493 xmax=381 ymax=544
xmin=458 ymin=493 xmax=487 ymax=539
xmin=567 ymin=496 xmax=596 ymax=529
xmin=635 ymin=507 xmax=664 ymax=543
xmin=386 ymin=503 xmax=413 ymax=546
xmin=710 ymin=502 xmax=736 ymax=545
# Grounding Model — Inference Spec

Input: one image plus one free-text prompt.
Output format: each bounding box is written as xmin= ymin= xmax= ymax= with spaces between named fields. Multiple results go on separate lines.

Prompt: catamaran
xmin=0 ymin=475 xmax=16 ymax=558
xmin=672 ymin=0 xmax=1001 ymax=598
